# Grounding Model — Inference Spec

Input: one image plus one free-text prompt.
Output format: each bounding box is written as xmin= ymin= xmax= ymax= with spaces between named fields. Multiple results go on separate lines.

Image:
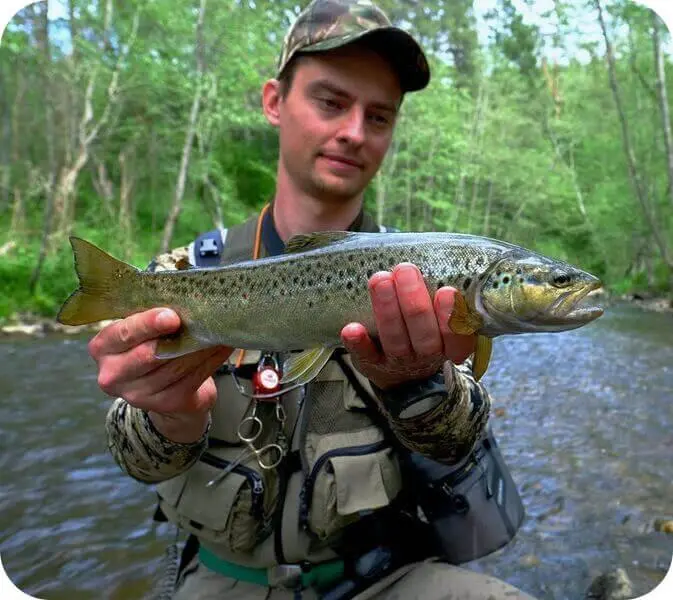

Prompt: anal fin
xmin=155 ymin=327 xmax=211 ymax=359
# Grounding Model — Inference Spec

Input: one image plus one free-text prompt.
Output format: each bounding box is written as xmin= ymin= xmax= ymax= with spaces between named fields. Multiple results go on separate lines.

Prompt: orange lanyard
xmin=235 ymin=203 xmax=270 ymax=369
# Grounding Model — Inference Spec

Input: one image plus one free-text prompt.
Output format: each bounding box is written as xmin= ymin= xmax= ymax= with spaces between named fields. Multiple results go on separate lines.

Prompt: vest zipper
xmin=200 ymin=451 xmax=264 ymax=518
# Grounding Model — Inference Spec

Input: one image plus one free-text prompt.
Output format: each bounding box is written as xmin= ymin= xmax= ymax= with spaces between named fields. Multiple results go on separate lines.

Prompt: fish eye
xmin=551 ymin=273 xmax=572 ymax=287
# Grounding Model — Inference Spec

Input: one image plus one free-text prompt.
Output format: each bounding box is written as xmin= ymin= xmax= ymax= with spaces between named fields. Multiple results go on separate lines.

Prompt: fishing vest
xmin=154 ymin=212 xmax=406 ymax=569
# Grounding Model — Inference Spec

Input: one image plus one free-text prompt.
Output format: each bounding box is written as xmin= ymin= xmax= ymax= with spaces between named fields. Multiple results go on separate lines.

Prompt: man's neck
xmin=272 ymin=187 xmax=363 ymax=242
xmin=273 ymin=173 xmax=362 ymax=242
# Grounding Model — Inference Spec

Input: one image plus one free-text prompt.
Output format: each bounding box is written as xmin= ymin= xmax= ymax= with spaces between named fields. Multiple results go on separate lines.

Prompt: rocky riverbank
xmin=0 ymin=313 xmax=114 ymax=337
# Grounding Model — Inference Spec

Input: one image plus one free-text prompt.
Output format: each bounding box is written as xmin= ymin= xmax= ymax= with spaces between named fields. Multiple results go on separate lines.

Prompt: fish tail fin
xmin=57 ymin=237 xmax=138 ymax=325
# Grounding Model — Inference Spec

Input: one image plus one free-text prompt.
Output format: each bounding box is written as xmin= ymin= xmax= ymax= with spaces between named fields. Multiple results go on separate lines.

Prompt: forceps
xmin=206 ymin=409 xmax=286 ymax=488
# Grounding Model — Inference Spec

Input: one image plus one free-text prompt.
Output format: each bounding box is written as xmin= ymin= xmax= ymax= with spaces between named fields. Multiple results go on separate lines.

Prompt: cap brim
xmin=297 ymin=27 xmax=430 ymax=93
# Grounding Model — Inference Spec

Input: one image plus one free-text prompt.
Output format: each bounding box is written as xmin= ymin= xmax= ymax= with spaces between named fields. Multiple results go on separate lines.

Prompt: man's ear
xmin=262 ymin=79 xmax=281 ymax=127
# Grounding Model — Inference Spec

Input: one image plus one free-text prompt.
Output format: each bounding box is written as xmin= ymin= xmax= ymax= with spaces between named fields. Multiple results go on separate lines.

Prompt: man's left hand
xmin=341 ymin=263 xmax=476 ymax=391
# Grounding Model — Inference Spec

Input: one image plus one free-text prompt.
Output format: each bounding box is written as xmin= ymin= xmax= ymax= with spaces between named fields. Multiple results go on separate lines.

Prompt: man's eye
xmin=369 ymin=114 xmax=390 ymax=126
xmin=318 ymin=98 xmax=342 ymax=111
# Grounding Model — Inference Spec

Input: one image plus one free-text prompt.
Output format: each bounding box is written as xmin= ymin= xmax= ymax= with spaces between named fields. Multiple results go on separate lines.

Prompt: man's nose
xmin=337 ymin=109 xmax=366 ymax=146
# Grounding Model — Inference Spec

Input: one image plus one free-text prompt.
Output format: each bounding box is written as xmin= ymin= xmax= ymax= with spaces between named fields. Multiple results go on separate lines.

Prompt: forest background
xmin=1 ymin=0 xmax=672 ymax=322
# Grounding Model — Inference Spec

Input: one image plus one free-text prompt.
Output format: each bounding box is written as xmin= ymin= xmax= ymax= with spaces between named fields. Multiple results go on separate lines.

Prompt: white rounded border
xmin=0 ymin=0 xmax=672 ymax=598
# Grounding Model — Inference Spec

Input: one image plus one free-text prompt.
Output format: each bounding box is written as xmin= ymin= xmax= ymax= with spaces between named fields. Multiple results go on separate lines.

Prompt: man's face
xmin=266 ymin=44 xmax=402 ymax=204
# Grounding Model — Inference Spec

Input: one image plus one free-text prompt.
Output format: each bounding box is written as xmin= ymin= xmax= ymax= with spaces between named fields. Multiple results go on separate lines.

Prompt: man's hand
xmin=341 ymin=263 xmax=476 ymax=391
xmin=89 ymin=308 xmax=233 ymax=443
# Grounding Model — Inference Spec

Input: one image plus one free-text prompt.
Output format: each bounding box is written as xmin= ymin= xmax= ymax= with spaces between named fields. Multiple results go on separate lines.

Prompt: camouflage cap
xmin=277 ymin=0 xmax=430 ymax=92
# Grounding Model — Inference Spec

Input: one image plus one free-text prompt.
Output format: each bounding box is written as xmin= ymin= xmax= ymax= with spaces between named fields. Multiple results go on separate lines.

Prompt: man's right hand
xmin=89 ymin=307 xmax=233 ymax=443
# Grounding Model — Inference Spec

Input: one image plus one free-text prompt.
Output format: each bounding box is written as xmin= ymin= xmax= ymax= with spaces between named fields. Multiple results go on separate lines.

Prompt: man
xmin=94 ymin=1 xmax=537 ymax=598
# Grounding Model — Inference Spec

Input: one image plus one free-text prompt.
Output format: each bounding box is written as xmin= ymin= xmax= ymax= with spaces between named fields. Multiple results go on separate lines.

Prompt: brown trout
xmin=57 ymin=231 xmax=604 ymax=382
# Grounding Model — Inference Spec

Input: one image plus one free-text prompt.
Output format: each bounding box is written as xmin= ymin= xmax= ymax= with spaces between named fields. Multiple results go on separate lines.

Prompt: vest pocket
xmin=299 ymin=441 xmax=402 ymax=541
xmin=156 ymin=446 xmax=276 ymax=553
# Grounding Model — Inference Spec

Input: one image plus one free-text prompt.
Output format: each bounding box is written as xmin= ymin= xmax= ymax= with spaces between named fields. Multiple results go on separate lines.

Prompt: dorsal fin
xmin=284 ymin=231 xmax=356 ymax=254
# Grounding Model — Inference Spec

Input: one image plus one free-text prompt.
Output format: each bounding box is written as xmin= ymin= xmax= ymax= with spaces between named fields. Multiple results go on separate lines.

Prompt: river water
xmin=1 ymin=303 xmax=672 ymax=599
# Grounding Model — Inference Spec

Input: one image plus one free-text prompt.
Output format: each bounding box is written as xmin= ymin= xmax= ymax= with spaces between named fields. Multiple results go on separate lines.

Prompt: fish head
xmin=478 ymin=251 xmax=604 ymax=334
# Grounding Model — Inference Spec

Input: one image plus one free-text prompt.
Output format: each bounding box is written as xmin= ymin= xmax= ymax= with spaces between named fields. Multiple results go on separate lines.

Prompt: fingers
xmin=89 ymin=308 xmax=180 ymax=358
xmin=341 ymin=322 xmax=384 ymax=365
xmin=368 ymin=271 xmax=412 ymax=357
xmin=133 ymin=346 xmax=232 ymax=414
xmin=112 ymin=346 xmax=231 ymax=409
xmin=90 ymin=306 xmax=233 ymax=416
xmin=368 ymin=264 xmax=443 ymax=359
xmin=392 ymin=264 xmax=443 ymax=357
xmin=365 ymin=264 xmax=475 ymax=364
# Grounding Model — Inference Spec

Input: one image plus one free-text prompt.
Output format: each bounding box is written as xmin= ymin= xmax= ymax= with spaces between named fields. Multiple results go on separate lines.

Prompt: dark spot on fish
xmin=339 ymin=270 xmax=344 ymax=277
xmin=326 ymin=275 xmax=332 ymax=284
xmin=437 ymin=280 xmax=444 ymax=288
xmin=293 ymin=276 xmax=299 ymax=284
xmin=516 ymin=268 xmax=522 ymax=275
xmin=308 ymin=300 xmax=313 ymax=308
xmin=463 ymin=277 xmax=472 ymax=290
xmin=519 ymin=277 xmax=524 ymax=283
xmin=367 ymin=269 xmax=374 ymax=278
xmin=347 ymin=282 xmax=353 ymax=290
xmin=496 ymin=271 xmax=501 ymax=276
xmin=493 ymin=282 xmax=499 ymax=289
xmin=503 ymin=276 xmax=510 ymax=284
xmin=242 ymin=293 xmax=248 ymax=300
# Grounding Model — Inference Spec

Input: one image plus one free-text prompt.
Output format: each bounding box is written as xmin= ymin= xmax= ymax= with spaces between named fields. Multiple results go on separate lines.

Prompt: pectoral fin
xmin=281 ymin=347 xmax=334 ymax=385
xmin=448 ymin=291 xmax=484 ymax=335
xmin=471 ymin=335 xmax=493 ymax=381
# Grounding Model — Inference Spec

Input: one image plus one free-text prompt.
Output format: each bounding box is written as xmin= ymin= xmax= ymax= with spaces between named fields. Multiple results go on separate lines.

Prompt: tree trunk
xmin=594 ymin=0 xmax=672 ymax=273
xmin=51 ymin=0 xmax=140 ymax=238
xmin=0 ymin=60 xmax=10 ymax=213
xmin=119 ymin=144 xmax=136 ymax=259
xmin=451 ymin=80 xmax=487 ymax=231
xmin=652 ymin=12 xmax=673 ymax=212
xmin=483 ymin=178 xmax=494 ymax=237
xmin=10 ymin=188 xmax=25 ymax=235
xmin=30 ymin=0 xmax=59 ymax=293
xmin=90 ymin=156 xmax=116 ymax=220
xmin=160 ymin=0 xmax=208 ymax=253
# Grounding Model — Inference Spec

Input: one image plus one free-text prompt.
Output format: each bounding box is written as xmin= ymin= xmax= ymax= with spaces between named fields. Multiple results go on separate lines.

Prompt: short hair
xmin=278 ymin=55 xmax=303 ymax=99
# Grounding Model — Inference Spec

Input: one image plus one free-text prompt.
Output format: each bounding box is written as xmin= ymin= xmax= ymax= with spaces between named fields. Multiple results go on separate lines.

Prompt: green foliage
xmin=1 ymin=0 xmax=672 ymax=321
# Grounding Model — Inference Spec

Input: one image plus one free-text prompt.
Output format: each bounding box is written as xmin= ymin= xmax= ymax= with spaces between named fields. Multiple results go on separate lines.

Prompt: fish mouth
xmin=548 ymin=281 xmax=604 ymax=324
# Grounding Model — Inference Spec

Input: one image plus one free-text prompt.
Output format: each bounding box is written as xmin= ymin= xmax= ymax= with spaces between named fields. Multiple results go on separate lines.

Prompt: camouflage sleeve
xmin=105 ymin=399 xmax=211 ymax=483
xmin=374 ymin=359 xmax=491 ymax=465
xmin=104 ymin=244 xmax=209 ymax=483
